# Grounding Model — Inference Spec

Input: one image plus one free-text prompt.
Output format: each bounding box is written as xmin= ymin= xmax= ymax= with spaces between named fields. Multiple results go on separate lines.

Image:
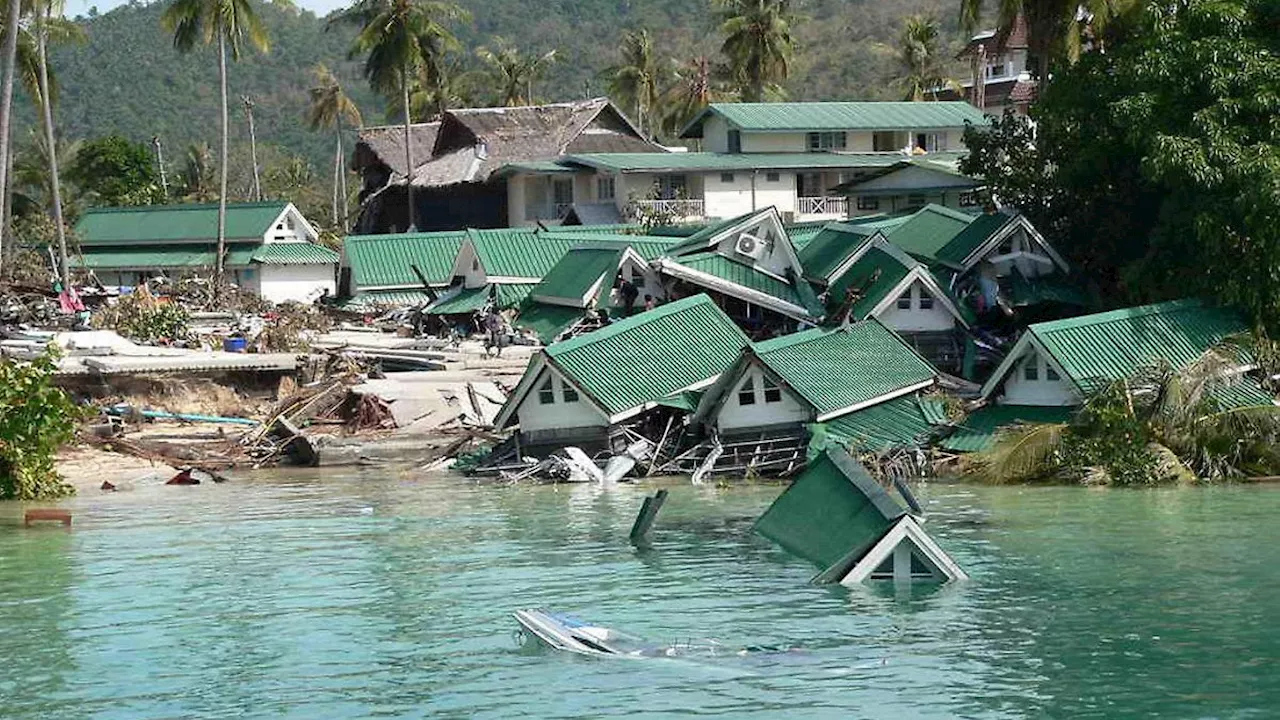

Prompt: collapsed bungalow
xmin=74 ymin=202 xmax=337 ymax=303
xmin=493 ymin=294 xmax=750 ymax=452
xmin=948 ymin=299 xmax=1264 ymax=450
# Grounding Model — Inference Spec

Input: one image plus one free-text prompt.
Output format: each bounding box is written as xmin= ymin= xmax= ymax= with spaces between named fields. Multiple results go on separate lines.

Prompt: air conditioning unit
xmin=735 ymin=232 xmax=769 ymax=260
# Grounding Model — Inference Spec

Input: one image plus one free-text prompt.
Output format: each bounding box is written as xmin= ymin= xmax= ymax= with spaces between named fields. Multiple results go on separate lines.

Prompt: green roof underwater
xmin=544 ymin=294 xmax=750 ymax=417
xmin=816 ymin=393 xmax=947 ymax=452
xmin=76 ymin=202 xmax=291 ymax=246
xmin=682 ymin=101 xmax=989 ymax=137
xmin=751 ymin=320 xmax=936 ymax=419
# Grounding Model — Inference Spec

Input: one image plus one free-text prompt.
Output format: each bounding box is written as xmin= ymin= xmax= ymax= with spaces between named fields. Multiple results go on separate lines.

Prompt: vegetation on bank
xmin=0 ymin=351 xmax=78 ymax=500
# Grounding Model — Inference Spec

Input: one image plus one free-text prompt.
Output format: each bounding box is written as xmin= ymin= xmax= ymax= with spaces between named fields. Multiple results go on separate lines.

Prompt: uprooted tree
xmin=0 ymin=352 xmax=80 ymax=500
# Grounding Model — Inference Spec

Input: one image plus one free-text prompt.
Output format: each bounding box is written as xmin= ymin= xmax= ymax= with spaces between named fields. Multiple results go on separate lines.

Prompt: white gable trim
xmin=961 ymin=215 xmax=1069 ymax=274
xmin=978 ymin=331 xmax=1080 ymax=401
xmin=840 ymin=515 xmax=968 ymax=585
xmin=821 ymin=233 xmax=881 ymax=284
xmin=866 ymin=267 xmax=971 ymax=329
xmin=813 ymin=379 xmax=936 ymax=423
xmin=653 ymin=257 xmax=813 ymax=320
xmin=495 ymin=355 xmax=613 ymax=431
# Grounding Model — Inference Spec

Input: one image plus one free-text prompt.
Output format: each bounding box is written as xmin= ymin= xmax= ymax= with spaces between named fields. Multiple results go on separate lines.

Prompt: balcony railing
xmin=629 ymin=198 xmax=705 ymax=218
xmin=796 ymin=196 xmax=848 ymax=217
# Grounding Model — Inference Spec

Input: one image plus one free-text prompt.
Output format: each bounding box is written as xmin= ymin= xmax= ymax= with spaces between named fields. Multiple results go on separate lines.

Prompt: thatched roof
xmin=355 ymin=98 xmax=662 ymax=188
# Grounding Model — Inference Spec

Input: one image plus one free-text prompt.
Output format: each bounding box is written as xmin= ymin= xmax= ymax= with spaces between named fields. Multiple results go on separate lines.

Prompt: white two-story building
xmin=495 ymin=101 xmax=988 ymax=227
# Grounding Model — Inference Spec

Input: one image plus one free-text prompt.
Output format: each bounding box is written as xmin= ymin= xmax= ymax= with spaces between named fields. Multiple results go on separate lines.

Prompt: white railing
xmin=796 ymin=196 xmax=848 ymax=217
xmin=629 ymin=198 xmax=705 ymax=218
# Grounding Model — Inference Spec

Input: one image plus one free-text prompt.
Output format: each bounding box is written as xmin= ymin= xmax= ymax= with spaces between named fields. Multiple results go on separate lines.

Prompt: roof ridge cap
xmin=1030 ymin=298 xmax=1208 ymax=333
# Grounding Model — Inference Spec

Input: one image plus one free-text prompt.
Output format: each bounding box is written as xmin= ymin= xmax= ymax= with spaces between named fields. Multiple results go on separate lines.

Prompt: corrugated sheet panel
xmin=935 ymin=211 xmax=1009 ymax=266
xmin=565 ymin=151 xmax=945 ymax=173
xmin=472 ymin=230 xmax=676 ymax=279
xmin=798 ymin=224 xmax=876 ymax=282
xmin=76 ymin=202 xmax=288 ymax=245
xmin=336 ymin=289 xmax=434 ymax=311
xmin=753 ymin=448 xmax=902 ymax=572
xmin=251 ymin=243 xmax=340 ymax=265
xmin=531 ymin=247 xmax=623 ymax=304
xmin=344 ymin=231 xmax=467 ymax=288
xmin=704 ymin=101 xmax=989 ymax=132
xmin=885 ymin=204 xmax=978 ymax=265
xmin=818 ymin=394 xmax=941 ymax=452
xmin=75 ymin=244 xmax=259 ymax=269
xmin=1031 ymin=299 xmax=1250 ymax=390
xmin=546 ymin=294 xmax=749 ymax=415
xmin=673 ymin=253 xmax=805 ymax=308
xmin=427 ymin=286 xmax=491 ymax=315
xmin=754 ymin=321 xmax=935 ymax=417
xmin=495 ymin=283 xmax=536 ymax=308
xmin=513 ymin=303 xmax=589 ymax=344
xmin=826 ymin=245 xmax=912 ymax=319
xmin=942 ymin=404 xmax=1075 ymax=453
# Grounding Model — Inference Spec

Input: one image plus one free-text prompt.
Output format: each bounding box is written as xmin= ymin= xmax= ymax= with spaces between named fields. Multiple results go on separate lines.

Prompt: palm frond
xmin=969 ymin=422 xmax=1067 ymax=484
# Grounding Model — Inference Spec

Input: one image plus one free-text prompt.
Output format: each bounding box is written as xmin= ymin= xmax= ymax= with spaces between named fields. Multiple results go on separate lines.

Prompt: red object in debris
xmin=100 ymin=481 xmax=116 ymax=491
xmin=166 ymin=469 xmax=200 ymax=485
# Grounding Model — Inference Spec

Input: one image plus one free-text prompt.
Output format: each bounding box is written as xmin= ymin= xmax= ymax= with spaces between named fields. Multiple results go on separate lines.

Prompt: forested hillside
xmin=19 ymin=0 xmax=971 ymax=169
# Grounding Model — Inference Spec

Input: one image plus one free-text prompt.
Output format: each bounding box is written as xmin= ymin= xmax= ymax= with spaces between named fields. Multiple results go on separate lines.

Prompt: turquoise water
xmin=2 ymin=471 xmax=1278 ymax=719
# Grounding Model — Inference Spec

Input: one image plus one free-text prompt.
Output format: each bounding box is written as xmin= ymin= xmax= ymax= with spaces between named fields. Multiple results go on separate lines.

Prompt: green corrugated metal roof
xmin=538 ymin=232 xmax=680 ymax=260
xmin=798 ymin=223 xmax=877 ymax=282
xmin=789 ymin=227 xmax=824 ymax=251
xmin=343 ymin=231 xmax=467 ymax=289
xmin=513 ymin=302 xmax=590 ymax=344
xmin=934 ymin=211 xmax=1010 ymax=266
xmin=754 ymin=447 xmax=903 ymax=573
xmin=530 ymin=247 xmax=624 ymax=305
xmin=752 ymin=321 xmax=935 ymax=418
xmin=250 ymin=243 xmax=339 ymax=265
xmin=427 ymin=285 xmax=492 ymax=315
xmin=564 ymin=152 xmax=935 ymax=174
xmin=818 ymin=393 xmax=943 ymax=452
xmin=75 ymin=244 xmax=259 ymax=269
xmin=491 ymin=160 xmax=580 ymax=176
xmin=684 ymin=102 xmax=989 ymax=136
xmin=826 ymin=244 xmax=913 ymax=319
xmin=942 ymin=404 xmax=1075 ymax=453
xmin=884 ymin=204 xmax=979 ymax=266
xmin=1026 ymin=299 xmax=1250 ymax=392
xmin=470 ymin=229 xmax=680 ymax=279
xmin=1210 ymin=381 xmax=1276 ymax=410
xmin=666 ymin=211 xmax=758 ymax=256
xmin=495 ymin=283 xmax=536 ymax=308
xmin=76 ymin=202 xmax=289 ymax=246
xmin=656 ymin=389 xmax=703 ymax=412
xmin=335 ymin=289 xmax=434 ymax=311
xmin=671 ymin=252 xmax=808 ymax=311
xmin=546 ymin=294 xmax=750 ymax=416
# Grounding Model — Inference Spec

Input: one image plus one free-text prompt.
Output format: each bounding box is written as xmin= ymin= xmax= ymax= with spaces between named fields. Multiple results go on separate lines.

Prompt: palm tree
xmin=331 ymin=0 xmax=466 ymax=234
xmin=475 ymin=37 xmax=557 ymax=107
xmin=604 ymin=29 xmax=663 ymax=137
xmin=660 ymin=55 xmax=733 ymax=140
xmin=33 ymin=0 xmax=77 ymax=285
xmin=404 ymin=53 xmax=474 ymax=121
xmin=13 ymin=127 xmax=80 ymax=215
xmin=162 ymin=0 xmax=269 ymax=295
xmin=896 ymin=15 xmax=958 ymax=101
xmin=307 ymin=63 xmax=363 ymax=228
xmin=969 ymin=349 xmax=1280 ymax=485
xmin=179 ymin=142 xmax=218 ymax=202
xmin=958 ymin=0 xmax=1139 ymax=78
xmin=715 ymin=0 xmax=795 ymax=103
xmin=0 ymin=0 xmax=21 ymax=275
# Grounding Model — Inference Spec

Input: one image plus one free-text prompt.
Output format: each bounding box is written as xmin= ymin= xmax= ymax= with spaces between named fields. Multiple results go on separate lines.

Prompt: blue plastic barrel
xmin=223 ymin=337 xmax=247 ymax=353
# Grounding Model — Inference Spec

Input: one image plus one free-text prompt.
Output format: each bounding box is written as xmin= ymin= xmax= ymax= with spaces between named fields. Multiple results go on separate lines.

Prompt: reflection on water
xmin=1 ymin=472 xmax=1278 ymax=718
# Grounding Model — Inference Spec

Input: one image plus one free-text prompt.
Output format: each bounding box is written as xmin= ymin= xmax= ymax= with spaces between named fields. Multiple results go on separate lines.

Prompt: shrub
xmin=0 ymin=352 xmax=80 ymax=500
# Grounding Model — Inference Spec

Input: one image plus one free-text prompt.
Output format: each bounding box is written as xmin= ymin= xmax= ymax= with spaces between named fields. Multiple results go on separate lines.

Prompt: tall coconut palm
xmin=716 ymin=0 xmax=795 ymax=103
xmin=404 ymin=52 xmax=475 ymax=121
xmin=660 ymin=55 xmax=733 ymax=140
xmin=896 ymin=15 xmax=958 ymax=101
xmin=475 ymin=37 xmax=557 ymax=107
xmin=604 ymin=29 xmax=663 ymax=137
xmin=0 ymin=10 xmax=57 ymax=271
xmin=13 ymin=127 xmax=80 ymax=213
xmin=33 ymin=0 xmax=78 ymax=285
xmin=331 ymin=0 xmax=466 ymax=234
xmin=307 ymin=63 xmax=363 ymax=228
xmin=162 ymin=0 xmax=269 ymax=295
xmin=0 ymin=0 xmax=21 ymax=275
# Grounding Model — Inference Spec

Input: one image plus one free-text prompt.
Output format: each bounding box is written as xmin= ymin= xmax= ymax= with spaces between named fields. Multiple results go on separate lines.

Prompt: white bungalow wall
xmin=978 ymin=222 xmax=1057 ymax=278
xmin=259 ymin=264 xmax=336 ymax=304
xmin=515 ymin=370 xmax=610 ymax=433
xmin=998 ymin=348 xmax=1077 ymax=405
xmin=874 ymin=280 xmax=958 ymax=332
xmin=715 ymin=366 xmax=812 ymax=433
xmin=702 ymin=171 xmax=798 ymax=219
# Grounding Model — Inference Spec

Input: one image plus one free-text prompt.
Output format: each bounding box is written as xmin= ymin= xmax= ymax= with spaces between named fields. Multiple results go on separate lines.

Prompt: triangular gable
xmin=493 ymin=355 xmax=611 ymax=430
xmin=829 ymin=238 xmax=971 ymax=329
xmin=977 ymin=330 xmax=1077 ymax=402
xmin=839 ymin=515 xmax=968 ymax=585
xmin=266 ymin=203 xmax=320 ymax=244
xmin=957 ymin=214 xmax=1069 ymax=273
xmin=691 ymin=350 xmax=816 ymax=427
xmin=653 ymin=253 xmax=816 ymax=321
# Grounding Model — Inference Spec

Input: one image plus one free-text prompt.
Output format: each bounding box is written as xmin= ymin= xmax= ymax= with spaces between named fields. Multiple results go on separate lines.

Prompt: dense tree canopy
xmin=963 ymin=0 xmax=1280 ymax=330
xmin=67 ymin=134 xmax=163 ymax=206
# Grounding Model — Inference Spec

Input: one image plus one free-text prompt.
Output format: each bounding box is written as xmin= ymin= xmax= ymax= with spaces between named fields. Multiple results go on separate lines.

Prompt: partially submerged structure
xmin=75 ymin=202 xmax=337 ymax=303
xmin=493 ymin=294 xmax=750 ymax=453
xmin=755 ymin=446 xmax=966 ymax=586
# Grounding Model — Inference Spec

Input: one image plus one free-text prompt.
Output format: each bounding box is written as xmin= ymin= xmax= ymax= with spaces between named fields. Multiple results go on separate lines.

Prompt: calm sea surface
xmin=1 ymin=470 xmax=1277 ymax=719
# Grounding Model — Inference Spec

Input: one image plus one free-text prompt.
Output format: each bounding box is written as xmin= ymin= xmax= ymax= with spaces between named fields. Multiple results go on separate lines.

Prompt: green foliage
xmin=474 ymin=37 xmax=557 ymax=106
xmin=895 ymin=14 xmax=956 ymax=101
xmin=68 ymin=134 xmax=164 ymax=206
xmin=965 ymin=0 xmax=1280 ymax=329
xmin=0 ymin=352 xmax=79 ymax=500
xmin=93 ymin=290 xmax=191 ymax=344
xmin=715 ymin=0 xmax=795 ymax=102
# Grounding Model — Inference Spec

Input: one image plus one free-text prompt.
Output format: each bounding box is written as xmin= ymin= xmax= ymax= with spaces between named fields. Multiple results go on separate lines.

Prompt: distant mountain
xmin=21 ymin=0 xmax=968 ymax=173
